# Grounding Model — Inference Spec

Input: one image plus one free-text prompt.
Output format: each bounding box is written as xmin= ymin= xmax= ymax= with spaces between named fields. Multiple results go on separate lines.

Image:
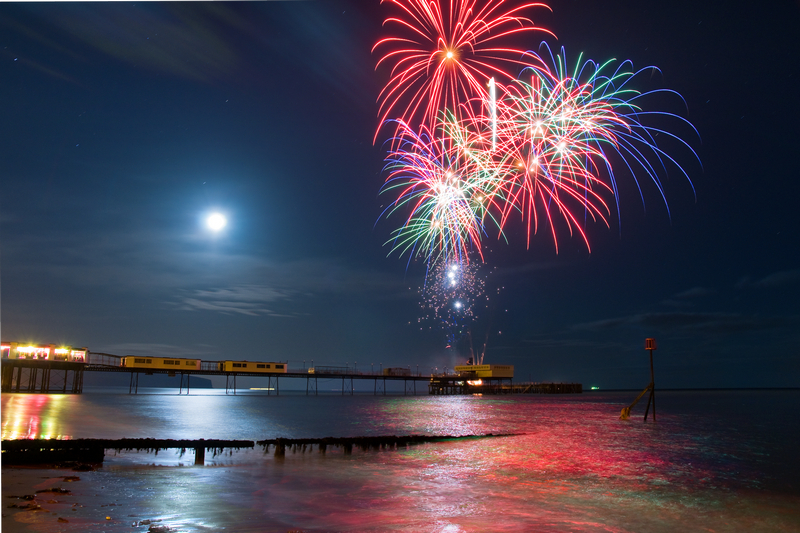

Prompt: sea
xmin=2 ymin=388 xmax=799 ymax=532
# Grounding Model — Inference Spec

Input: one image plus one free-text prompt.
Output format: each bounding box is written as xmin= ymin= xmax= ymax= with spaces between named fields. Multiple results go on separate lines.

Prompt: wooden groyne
xmin=2 ymin=434 xmax=515 ymax=465
xmin=1 ymin=438 xmax=254 ymax=466
xmin=257 ymin=434 xmax=514 ymax=456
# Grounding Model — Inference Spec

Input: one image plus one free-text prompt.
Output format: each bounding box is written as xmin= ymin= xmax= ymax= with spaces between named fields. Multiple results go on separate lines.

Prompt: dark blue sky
xmin=1 ymin=1 xmax=798 ymax=388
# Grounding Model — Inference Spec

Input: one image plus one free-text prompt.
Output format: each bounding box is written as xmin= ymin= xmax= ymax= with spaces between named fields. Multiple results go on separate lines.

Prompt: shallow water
xmin=2 ymin=389 xmax=799 ymax=532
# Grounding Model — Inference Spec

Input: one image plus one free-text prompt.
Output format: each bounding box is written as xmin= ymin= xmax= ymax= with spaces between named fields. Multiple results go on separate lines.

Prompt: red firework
xmin=373 ymin=0 xmax=553 ymax=141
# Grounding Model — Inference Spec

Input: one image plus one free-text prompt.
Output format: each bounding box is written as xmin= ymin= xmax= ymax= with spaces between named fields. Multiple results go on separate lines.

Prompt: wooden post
xmin=194 ymin=445 xmax=205 ymax=465
xmin=620 ymin=338 xmax=658 ymax=421
xmin=644 ymin=338 xmax=657 ymax=422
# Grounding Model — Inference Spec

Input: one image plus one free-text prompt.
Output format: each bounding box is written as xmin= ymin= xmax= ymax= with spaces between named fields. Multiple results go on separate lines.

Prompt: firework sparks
xmin=373 ymin=0 xmax=553 ymax=141
xmin=418 ymin=260 xmax=487 ymax=348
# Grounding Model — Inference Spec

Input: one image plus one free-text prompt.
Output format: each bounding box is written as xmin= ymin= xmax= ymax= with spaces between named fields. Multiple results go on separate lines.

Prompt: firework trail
xmin=373 ymin=0 xmax=553 ymax=141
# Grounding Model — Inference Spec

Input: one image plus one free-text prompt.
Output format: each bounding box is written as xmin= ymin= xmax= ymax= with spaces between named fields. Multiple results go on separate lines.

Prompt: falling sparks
xmin=418 ymin=260 xmax=487 ymax=348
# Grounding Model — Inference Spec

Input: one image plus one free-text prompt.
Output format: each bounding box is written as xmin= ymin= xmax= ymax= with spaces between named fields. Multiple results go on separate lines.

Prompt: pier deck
xmin=2 ymin=355 xmax=581 ymax=396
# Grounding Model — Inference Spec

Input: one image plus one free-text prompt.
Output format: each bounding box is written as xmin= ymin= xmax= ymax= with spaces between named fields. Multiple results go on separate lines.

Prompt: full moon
xmin=206 ymin=213 xmax=227 ymax=231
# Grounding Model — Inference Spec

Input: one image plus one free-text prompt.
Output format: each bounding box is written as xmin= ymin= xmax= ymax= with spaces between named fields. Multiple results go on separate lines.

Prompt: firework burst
xmin=373 ymin=0 xmax=553 ymax=140
xmin=379 ymin=119 xmax=496 ymax=264
xmin=491 ymin=44 xmax=700 ymax=250
xmin=374 ymin=2 xmax=700 ymax=356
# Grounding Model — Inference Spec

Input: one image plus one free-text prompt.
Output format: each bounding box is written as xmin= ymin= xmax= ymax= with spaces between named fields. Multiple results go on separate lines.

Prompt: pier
xmin=1 ymin=354 xmax=434 ymax=396
xmin=1 ymin=359 xmax=85 ymax=394
xmin=1 ymin=353 xmax=582 ymax=396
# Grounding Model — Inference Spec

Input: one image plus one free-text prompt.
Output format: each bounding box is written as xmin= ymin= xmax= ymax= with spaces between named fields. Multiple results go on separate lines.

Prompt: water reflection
xmin=1 ymin=394 xmax=70 ymax=439
xmin=2 ymin=391 xmax=799 ymax=531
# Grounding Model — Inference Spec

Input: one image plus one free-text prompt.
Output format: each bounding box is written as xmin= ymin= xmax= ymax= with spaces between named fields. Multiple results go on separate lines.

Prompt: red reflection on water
xmin=1 ymin=394 xmax=71 ymax=439
xmin=358 ymin=396 xmax=717 ymax=491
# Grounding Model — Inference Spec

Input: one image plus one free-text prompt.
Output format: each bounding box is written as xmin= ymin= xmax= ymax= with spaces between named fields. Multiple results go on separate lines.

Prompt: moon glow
xmin=206 ymin=213 xmax=227 ymax=231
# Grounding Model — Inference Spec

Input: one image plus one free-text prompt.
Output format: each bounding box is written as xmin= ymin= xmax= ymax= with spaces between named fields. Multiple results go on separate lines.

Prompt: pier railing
xmin=87 ymin=352 xmax=123 ymax=367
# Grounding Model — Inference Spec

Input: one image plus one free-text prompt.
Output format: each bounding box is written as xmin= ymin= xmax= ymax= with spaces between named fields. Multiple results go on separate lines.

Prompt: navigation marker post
xmin=619 ymin=338 xmax=657 ymax=422
xmin=643 ymin=338 xmax=656 ymax=422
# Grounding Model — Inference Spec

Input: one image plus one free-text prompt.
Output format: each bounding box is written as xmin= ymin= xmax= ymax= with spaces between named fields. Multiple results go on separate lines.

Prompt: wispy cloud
xmin=574 ymin=312 xmax=796 ymax=334
xmin=279 ymin=2 xmax=375 ymax=106
xmin=170 ymin=258 xmax=414 ymax=316
xmin=661 ymin=286 xmax=715 ymax=307
xmin=736 ymin=269 xmax=800 ymax=289
xmin=517 ymin=337 xmax=624 ymax=351
xmin=754 ymin=269 xmax=800 ymax=288
xmin=673 ymin=287 xmax=715 ymax=299
xmin=176 ymin=285 xmax=294 ymax=316
xmin=2 ymin=213 xmax=410 ymax=317
xmin=10 ymin=4 xmax=243 ymax=84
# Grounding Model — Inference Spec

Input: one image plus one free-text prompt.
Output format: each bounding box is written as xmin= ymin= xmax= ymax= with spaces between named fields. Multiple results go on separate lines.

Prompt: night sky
xmin=1 ymin=0 xmax=798 ymax=389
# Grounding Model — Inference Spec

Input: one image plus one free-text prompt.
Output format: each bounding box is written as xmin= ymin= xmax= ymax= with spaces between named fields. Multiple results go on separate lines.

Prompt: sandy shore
xmin=2 ymin=465 xmax=190 ymax=533
xmin=2 ymin=450 xmax=305 ymax=533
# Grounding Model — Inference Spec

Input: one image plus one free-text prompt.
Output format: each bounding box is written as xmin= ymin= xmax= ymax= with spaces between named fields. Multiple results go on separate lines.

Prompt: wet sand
xmin=2 ymin=464 xmax=226 ymax=533
xmin=2 ymin=466 xmax=110 ymax=533
xmin=2 ymin=451 xmax=326 ymax=533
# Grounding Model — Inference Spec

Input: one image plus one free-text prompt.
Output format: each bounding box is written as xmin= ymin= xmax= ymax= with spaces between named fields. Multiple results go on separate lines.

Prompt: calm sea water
xmin=2 ymin=388 xmax=799 ymax=532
